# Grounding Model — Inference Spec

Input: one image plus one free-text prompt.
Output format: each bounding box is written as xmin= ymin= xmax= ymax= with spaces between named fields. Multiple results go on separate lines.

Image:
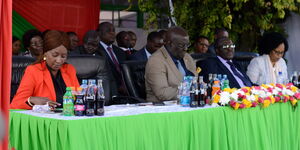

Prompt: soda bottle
xmin=190 ymin=77 xmax=198 ymax=107
xmin=74 ymin=87 xmax=85 ymax=116
xmin=63 ymin=87 xmax=74 ymax=116
xmin=211 ymin=80 xmax=220 ymax=96
xmin=221 ymin=75 xmax=230 ymax=90
xmin=198 ymin=76 xmax=205 ymax=107
xmin=85 ymin=79 xmax=96 ymax=116
xmin=95 ymin=79 xmax=105 ymax=116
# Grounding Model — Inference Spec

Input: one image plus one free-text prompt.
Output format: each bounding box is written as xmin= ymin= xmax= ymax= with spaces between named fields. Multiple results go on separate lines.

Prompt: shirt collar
xmin=217 ymin=56 xmax=232 ymax=64
xmin=100 ymin=41 xmax=112 ymax=50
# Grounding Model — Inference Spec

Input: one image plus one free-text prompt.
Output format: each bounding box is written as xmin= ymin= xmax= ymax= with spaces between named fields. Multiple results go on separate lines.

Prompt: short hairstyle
xmin=215 ymin=37 xmax=231 ymax=49
xmin=67 ymin=31 xmax=77 ymax=36
xmin=22 ymin=29 xmax=42 ymax=49
xmin=195 ymin=35 xmax=209 ymax=42
xmin=13 ymin=36 xmax=20 ymax=43
xmin=96 ymin=22 xmax=112 ymax=33
xmin=43 ymin=30 xmax=70 ymax=53
xmin=127 ymin=31 xmax=136 ymax=37
xmin=116 ymin=31 xmax=129 ymax=44
xmin=215 ymin=28 xmax=228 ymax=35
xmin=147 ymin=31 xmax=162 ymax=41
xmin=258 ymin=32 xmax=288 ymax=55
xmin=83 ymin=30 xmax=99 ymax=43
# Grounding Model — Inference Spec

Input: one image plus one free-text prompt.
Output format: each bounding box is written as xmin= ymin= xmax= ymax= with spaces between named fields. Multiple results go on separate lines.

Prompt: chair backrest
xmin=121 ymin=60 xmax=147 ymax=101
xmin=11 ymin=56 xmax=36 ymax=101
xmin=233 ymin=52 xmax=258 ymax=72
xmin=190 ymin=53 xmax=216 ymax=62
xmin=67 ymin=55 xmax=114 ymax=105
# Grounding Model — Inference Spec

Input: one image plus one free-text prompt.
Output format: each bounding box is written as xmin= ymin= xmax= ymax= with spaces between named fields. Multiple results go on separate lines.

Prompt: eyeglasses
xmin=197 ymin=43 xmax=209 ymax=47
xmin=176 ymin=43 xmax=191 ymax=49
xmin=272 ymin=49 xmax=285 ymax=55
xmin=221 ymin=44 xmax=235 ymax=49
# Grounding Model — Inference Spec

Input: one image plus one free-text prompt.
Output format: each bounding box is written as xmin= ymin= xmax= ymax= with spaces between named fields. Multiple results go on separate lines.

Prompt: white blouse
xmin=246 ymin=54 xmax=288 ymax=85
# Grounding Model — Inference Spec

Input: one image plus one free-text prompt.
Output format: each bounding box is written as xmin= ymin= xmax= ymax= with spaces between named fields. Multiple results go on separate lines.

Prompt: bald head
xmin=165 ymin=26 xmax=190 ymax=59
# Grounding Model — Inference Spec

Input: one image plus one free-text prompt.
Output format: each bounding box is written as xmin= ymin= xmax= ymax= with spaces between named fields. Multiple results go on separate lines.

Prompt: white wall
xmin=283 ymin=12 xmax=300 ymax=76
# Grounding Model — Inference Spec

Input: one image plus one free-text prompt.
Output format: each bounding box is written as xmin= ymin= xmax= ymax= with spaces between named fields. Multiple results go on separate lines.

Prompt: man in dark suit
xmin=116 ymin=31 xmax=136 ymax=56
xmin=129 ymin=31 xmax=164 ymax=61
xmin=96 ymin=22 xmax=128 ymax=96
xmin=198 ymin=37 xmax=252 ymax=88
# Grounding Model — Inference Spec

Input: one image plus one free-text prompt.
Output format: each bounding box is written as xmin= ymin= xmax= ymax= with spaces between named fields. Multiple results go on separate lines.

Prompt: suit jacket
xmin=98 ymin=43 xmax=127 ymax=86
xmin=129 ymin=48 xmax=148 ymax=61
xmin=10 ymin=61 xmax=80 ymax=109
xmin=145 ymin=47 xmax=197 ymax=102
xmin=197 ymin=57 xmax=252 ymax=88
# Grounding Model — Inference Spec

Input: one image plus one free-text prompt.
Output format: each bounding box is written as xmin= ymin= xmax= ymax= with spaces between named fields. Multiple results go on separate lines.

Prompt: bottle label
xmin=75 ymin=105 xmax=85 ymax=111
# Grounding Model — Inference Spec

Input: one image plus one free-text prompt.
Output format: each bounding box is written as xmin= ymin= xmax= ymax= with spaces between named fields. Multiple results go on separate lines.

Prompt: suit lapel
xmin=142 ymin=48 xmax=147 ymax=60
xmin=161 ymin=47 xmax=183 ymax=81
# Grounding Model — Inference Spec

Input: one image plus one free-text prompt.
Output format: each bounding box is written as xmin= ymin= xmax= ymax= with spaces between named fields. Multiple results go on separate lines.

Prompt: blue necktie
xmin=226 ymin=61 xmax=252 ymax=87
xmin=176 ymin=60 xmax=186 ymax=76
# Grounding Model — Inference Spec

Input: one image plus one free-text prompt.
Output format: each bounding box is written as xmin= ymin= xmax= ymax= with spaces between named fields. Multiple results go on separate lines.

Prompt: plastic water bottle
xmin=80 ymin=79 xmax=88 ymax=96
xmin=63 ymin=87 xmax=74 ymax=116
xmin=277 ymin=71 xmax=285 ymax=84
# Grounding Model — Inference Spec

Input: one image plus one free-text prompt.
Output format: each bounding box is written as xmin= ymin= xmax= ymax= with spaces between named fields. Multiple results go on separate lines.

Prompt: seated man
xmin=198 ymin=37 xmax=252 ymax=88
xmin=129 ymin=31 xmax=164 ymax=61
xmin=145 ymin=27 xmax=196 ymax=102
xmin=70 ymin=30 xmax=102 ymax=56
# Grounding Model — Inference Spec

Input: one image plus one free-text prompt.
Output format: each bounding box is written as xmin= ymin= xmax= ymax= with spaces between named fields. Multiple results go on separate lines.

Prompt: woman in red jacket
xmin=10 ymin=30 xmax=80 ymax=109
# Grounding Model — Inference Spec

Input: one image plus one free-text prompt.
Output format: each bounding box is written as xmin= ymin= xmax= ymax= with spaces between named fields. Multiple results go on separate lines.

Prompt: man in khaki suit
xmin=145 ymin=26 xmax=197 ymax=102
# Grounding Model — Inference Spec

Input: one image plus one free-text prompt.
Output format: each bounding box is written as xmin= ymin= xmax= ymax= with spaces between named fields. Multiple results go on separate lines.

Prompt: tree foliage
xmin=131 ymin=0 xmax=300 ymax=51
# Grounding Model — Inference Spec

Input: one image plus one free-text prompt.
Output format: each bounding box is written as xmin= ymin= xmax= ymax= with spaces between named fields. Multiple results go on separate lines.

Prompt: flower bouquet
xmin=212 ymin=83 xmax=300 ymax=110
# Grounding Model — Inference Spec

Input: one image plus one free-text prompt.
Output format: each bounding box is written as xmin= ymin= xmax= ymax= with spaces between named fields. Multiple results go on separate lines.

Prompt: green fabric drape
xmin=12 ymin=10 xmax=36 ymax=51
xmin=9 ymin=103 xmax=300 ymax=150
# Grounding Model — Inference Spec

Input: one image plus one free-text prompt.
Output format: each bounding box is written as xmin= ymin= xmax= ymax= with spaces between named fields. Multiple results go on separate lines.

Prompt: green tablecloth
xmin=9 ymin=103 xmax=300 ymax=150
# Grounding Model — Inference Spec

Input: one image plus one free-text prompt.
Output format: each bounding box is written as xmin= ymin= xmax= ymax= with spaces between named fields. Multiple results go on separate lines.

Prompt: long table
xmin=9 ymin=103 xmax=300 ymax=150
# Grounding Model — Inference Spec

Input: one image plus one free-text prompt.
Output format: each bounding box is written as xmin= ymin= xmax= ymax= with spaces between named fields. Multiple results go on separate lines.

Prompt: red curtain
xmin=0 ymin=0 xmax=12 ymax=149
xmin=13 ymin=0 xmax=100 ymax=41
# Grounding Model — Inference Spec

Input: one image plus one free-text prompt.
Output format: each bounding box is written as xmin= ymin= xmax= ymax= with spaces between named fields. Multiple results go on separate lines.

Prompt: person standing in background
xmin=128 ymin=31 xmax=137 ymax=52
xmin=12 ymin=36 xmax=22 ymax=56
xmin=194 ymin=35 xmax=210 ymax=54
xmin=67 ymin=32 xmax=79 ymax=52
xmin=22 ymin=29 xmax=44 ymax=59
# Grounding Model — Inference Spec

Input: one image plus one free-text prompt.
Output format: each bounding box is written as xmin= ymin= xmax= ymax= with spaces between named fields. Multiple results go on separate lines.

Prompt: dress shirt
xmin=100 ymin=41 xmax=119 ymax=63
xmin=144 ymin=48 xmax=152 ymax=59
xmin=217 ymin=56 xmax=246 ymax=87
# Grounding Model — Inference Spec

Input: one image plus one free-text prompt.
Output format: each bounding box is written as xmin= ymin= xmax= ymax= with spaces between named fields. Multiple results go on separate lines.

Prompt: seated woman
xmin=247 ymin=32 xmax=288 ymax=85
xmin=10 ymin=30 xmax=80 ymax=109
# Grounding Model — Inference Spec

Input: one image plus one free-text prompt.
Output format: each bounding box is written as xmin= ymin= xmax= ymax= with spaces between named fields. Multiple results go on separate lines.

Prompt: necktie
xmin=126 ymin=50 xmax=132 ymax=55
xmin=107 ymin=46 xmax=121 ymax=73
xmin=226 ymin=61 xmax=252 ymax=87
xmin=107 ymin=46 xmax=128 ymax=95
xmin=176 ymin=60 xmax=186 ymax=76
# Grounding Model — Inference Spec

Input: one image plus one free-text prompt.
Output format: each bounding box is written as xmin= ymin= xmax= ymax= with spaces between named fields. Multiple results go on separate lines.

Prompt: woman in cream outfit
xmin=247 ymin=32 xmax=288 ymax=85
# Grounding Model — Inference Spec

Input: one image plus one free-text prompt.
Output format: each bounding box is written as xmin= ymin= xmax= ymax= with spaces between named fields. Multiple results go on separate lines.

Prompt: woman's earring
xmin=43 ymin=56 xmax=46 ymax=61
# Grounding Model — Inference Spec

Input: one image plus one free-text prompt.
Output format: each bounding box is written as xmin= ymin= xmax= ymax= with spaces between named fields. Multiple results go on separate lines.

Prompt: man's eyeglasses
xmin=176 ymin=43 xmax=191 ymax=49
xmin=221 ymin=44 xmax=235 ymax=49
xmin=272 ymin=49 xmax=285 ymax=55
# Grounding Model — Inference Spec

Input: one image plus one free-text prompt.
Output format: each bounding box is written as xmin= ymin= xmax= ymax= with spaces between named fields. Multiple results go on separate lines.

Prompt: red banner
xmin=13 ymin=0 xmax=100 ymax=41
xmin=0 ymin=0 xmax=12 ymax=149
